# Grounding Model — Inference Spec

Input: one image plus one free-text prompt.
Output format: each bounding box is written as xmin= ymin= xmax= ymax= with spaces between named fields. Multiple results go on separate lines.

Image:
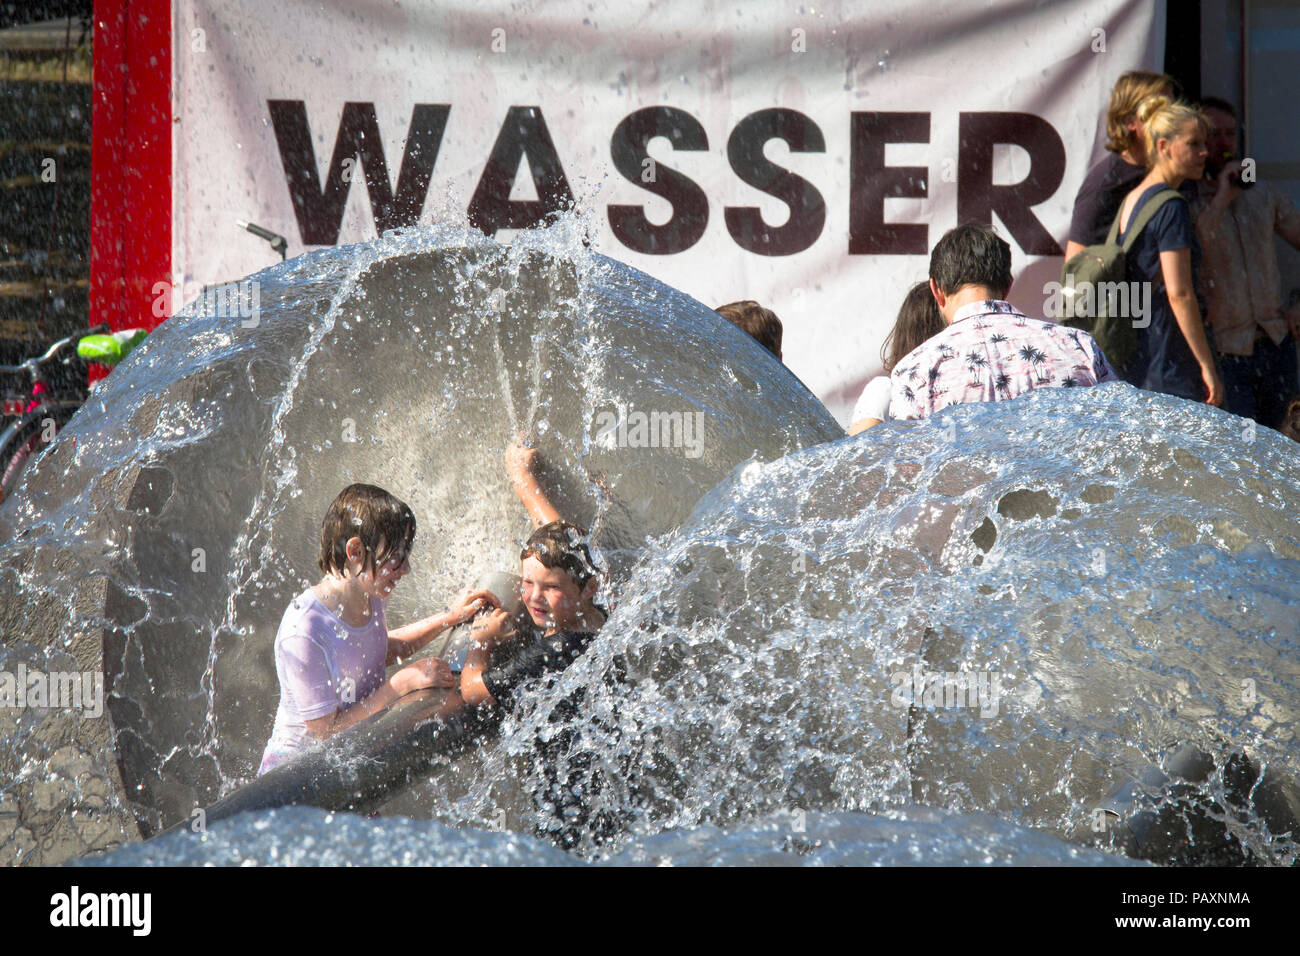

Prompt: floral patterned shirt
xmin=888 ymin=299 xmax=1117 ymax=420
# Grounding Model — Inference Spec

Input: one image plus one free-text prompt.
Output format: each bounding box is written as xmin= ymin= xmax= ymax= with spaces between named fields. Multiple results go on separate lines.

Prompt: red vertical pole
xmin=90 ymin=0 xmax=172 ymax=382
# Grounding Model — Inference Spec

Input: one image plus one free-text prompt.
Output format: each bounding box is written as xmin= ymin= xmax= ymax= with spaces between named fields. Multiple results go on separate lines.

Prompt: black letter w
xmin=268 ymin=101 xmax=449 ymax=245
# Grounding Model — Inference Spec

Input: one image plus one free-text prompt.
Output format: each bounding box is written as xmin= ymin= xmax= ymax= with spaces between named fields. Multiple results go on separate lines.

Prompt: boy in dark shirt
xmin=455 ymin=439 xmax=624 ymax=850
xmin=458 ymin=439 xmax=606 ymax=709
xmin=459 ymin=519 xmax=606 ymax=710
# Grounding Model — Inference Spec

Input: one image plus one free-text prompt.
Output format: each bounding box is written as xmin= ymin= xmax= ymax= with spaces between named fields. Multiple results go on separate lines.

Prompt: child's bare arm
xmin=385 ymin=589 xmax=499 ymax=665
xmin=458 ymin=608 xmax=519 ymax=706
xmin=505 ymin=437 xmax=562 ymax=528
xmin=303 ymin=658 xmax=455 ymax=740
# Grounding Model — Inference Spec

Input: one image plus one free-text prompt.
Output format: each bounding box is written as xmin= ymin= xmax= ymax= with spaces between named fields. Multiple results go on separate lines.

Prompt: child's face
xmin=520 ymin=555 xmax=585 ymax=631
xmin=350 ymin=536 xmax=410 ymax=599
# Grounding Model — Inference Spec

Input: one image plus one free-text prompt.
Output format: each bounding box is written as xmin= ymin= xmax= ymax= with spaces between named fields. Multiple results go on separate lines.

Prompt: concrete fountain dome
xmin=0 ymin=224 xmax=841 ymax=863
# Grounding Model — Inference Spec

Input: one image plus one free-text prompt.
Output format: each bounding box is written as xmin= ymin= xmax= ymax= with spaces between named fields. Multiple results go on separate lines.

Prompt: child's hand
xmin=447 ymin=588 xmax=500 ymax=625
xmin=505 ymin=435 xmax=540 ymax=478
xmin=396 ymin=657 xmax=456 ymax=694
xmin=469 ymin=607 xmax=518 ymax=648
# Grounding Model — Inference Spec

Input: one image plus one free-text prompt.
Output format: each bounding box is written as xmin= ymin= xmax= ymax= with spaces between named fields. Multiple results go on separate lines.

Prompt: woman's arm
xmin=386 ymin=589 xmax=499 ymax=665
xmin=505 ymin=438 xmax=562 ymax=528
xmin=1159 ymin=246 xmax=1223 ymax=406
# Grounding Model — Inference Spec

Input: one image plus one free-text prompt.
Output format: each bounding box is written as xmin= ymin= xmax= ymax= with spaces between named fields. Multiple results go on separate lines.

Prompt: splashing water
xmin=2 ymin=225 xmax=1297 ymax=867
xmin=0 ymin=223 xmax=836 ymax=863
xmin=393 ymin=383 xmax=1300 ymax=865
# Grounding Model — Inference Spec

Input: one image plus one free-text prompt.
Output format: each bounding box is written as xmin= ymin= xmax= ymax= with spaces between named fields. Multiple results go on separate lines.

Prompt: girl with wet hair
xmin=259 ymin=483 xmax=498 ymax=774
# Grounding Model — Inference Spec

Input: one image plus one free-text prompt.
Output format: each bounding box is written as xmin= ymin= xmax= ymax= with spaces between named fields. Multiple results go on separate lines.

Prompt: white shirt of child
xmin=258 ymin=588 xmax=388 ymax=775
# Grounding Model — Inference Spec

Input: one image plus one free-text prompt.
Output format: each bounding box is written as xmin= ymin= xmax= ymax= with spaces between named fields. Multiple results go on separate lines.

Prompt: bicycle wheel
xmin=0 ymin=403 xmax=81 ymax=504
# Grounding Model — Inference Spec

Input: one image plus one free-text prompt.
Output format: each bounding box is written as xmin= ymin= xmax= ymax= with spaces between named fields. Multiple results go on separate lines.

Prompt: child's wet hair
xmin=520 ymin=520 xmax=600 ymax=587
xmin=318 ymin=483 xmax=416 ymax=576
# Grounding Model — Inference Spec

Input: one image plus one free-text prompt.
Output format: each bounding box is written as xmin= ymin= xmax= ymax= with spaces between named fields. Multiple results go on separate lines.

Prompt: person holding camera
xmin=1195 ymin=97 xmax=1300 ymax=428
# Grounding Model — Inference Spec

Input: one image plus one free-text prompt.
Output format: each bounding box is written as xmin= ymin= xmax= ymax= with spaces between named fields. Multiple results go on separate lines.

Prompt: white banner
xmin=173 ymin=0 xmax=1164 ymax=423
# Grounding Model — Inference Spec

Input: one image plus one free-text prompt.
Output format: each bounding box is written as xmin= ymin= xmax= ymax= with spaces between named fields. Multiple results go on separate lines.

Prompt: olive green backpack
xmin=1059 ymin=187 xmax=1185 ymax=368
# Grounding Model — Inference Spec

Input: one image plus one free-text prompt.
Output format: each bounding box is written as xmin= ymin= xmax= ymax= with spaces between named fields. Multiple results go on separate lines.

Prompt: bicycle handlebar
xmin=0 ymin=323 xmax=110 ymax=375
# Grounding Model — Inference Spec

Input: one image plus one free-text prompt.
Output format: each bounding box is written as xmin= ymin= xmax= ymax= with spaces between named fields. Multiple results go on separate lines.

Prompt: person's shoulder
xmin=276 ymin=589 xmax=333 ymax=645
xmin=866 ymin=375 xmax=892 ymax=396
xmin=1150 ymin=188 xmax=1192 ymax=226
xmin=274 ymin=622 xmax=332 ymax=664
xmin=1129 ymin=184 xmax=1187 ymax=231
xmin=983 ymin=307 xmax=1044 ymax=337
xmin=859 ymin=374 xmax=892 ymax=402
xmin=897 ymin=324 xmax=960 ymax=366
xmin=1084 ymin=153 xmax=1143 ymax=191
xmin=277 ymin=588 xmax=317 ymax=626
xmin=890 ymin=341 xmax=938 ymax=383
xmin=1075 ymin=154 xmax=1112 ymax=191
xmin=1044 ymin=318 xmax=1099 ymax=346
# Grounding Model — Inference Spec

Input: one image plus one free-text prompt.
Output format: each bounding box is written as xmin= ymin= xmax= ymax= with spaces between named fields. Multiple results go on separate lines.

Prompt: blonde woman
xmin=1114 ymin=97 xmax=1223 ymax=406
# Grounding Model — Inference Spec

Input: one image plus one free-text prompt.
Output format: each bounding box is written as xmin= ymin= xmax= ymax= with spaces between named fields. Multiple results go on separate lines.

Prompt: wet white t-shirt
xmin=258 ymin=588 xmax=388 ymax=775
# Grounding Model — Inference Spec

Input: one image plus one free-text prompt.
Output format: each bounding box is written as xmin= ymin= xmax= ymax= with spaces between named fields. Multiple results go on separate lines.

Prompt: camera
xmin=1222 ymin=153 xmax=1255 ymax=190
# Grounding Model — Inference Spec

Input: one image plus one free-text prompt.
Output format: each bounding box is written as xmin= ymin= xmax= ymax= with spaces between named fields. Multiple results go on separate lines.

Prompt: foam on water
xmin=73 ymin=805 xmax=1145 ymax=867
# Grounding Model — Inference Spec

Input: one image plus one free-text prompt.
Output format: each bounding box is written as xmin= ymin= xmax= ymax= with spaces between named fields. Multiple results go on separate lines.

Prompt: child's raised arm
xmin=505 ymin=436 xmax=563 ymax=528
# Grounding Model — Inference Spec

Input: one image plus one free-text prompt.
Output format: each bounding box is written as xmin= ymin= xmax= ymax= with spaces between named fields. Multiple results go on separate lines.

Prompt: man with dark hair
xmin=889 ymin=224 xmax=1117 ymax=420
xmin=1195 ymin=97 xmax=1300 ymax=428
xmin=715 ymin=300 xmax=783 ymax=360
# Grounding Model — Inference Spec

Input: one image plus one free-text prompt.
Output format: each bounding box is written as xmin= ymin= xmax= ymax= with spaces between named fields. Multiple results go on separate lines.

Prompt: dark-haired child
xmin=259 ymin=483 xmax=497 ymax=774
